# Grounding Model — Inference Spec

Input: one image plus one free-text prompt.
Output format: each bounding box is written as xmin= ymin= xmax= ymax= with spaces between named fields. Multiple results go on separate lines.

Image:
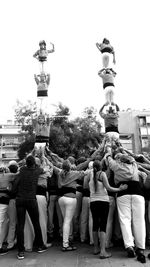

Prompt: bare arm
xmin=33 ymin=50 xmax=39 ymax=58
xmin=48 ymin=43 xmax=55 ymax=53
xmin=100 ymin=172 xmax=127 ymax=192
xmin=99 ymin=103 xmax=108 ymax=118
xmin=46 ymin=74 xmax=50 ymax=86
xmin=34 ymin=74 xmax=39 ymax=85
xmin=96 ymin=42 xmax=102 ymax=52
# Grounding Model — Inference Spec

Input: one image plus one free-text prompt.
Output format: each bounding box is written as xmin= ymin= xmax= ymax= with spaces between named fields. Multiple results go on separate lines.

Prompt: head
xmin=103 ymin=38 xmax=110 ymax=44
xmin=67 ymin=156 xmax=76 ymax=165
xmin=108 ymin=106 xmax=115 ymax=114
xmin=26 ymin=155 xmax=36 ymax=168
xmin=76 ymin=156 xmax=86 ymax=165
xmin=40 ymin=73 xmax=46 ymax=82
xmin=119 ymin=155 xmax=135 ymax=164
xmin=8 ymin=160 xmax=18 ymax=173
xmin=39 ymin=40 xmax=46 ymax=49
xmin=62 ymin=160 xmax=71 ymax=172
xmin=93 ymin=160 xmax=101 ymax=172
xmin=35 ymin=157 xmax=41 ymax=166
xmin=134 ymin=155 xmax=145 ymax=163
xmin=37 ymin=114 xmax=45 ymax=124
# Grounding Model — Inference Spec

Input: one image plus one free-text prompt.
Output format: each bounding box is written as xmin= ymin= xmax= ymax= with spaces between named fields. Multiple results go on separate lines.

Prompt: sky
xmin=0 ymin=0 xmax=150 ymax=123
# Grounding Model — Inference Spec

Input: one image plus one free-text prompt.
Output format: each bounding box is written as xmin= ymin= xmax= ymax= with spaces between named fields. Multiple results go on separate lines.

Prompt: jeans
xmin=58 ymin=196 xmax=77 ymax=248
xmin=16 ymin=198 xmax=44 ymax=252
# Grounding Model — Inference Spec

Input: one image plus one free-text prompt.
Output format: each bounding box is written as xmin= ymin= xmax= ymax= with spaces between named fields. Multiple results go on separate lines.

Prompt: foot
xmin=137 ymin=253 xmax=146 ymax=263
xmin=62 ymin=246 xmax=77 ymax=252
xmin=126 ymin=246 xmax=136 ymax=258
xmin=36 ymin=245 xmax=47 ymax=253
xmin=136 ymin=248 xmax=146 ymax=263
xmin=0 ymin=247 xmax=8 ymax=256
xmin=99 ymin=252 xmax=112 ymax=259
xmin=17 ymin=251 xmax=24 ymax=260
xmin=93 ymin=248 xmax=100 ymax=255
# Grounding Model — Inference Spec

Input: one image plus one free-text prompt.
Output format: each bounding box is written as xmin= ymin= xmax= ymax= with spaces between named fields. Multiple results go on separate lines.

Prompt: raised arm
xmin=34 ymin=74 xmax=39 ymax=85
xmin=96 ymin=42 xmax=102 ymax=52
xmin=46 ymin=74 xmax=50 ymax=86
xmin=112 ymin=48 xmax=116 ymax=64
xmin=48 ymin=43 xmax=55 ymax=53
xmin=99 ymin=103 xmax=108 ymax=119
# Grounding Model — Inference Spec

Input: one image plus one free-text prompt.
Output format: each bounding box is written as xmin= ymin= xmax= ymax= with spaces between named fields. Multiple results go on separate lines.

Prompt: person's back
xmin=89 ymin=170 xmax=109 ymax=202
xmin=16 ymin=165 xmax=42 ymax=199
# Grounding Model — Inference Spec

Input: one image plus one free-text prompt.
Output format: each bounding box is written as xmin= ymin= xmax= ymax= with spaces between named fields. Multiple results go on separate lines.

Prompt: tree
xmin=14 ymin=100 xmax=103 ymax=160
xmin=49 ymin=105 xmax=103 ymax=159
xmin=14 ymin=100 xmax=37 ymax=159
xmin=70 ymin=106 xmax=103 ymax=158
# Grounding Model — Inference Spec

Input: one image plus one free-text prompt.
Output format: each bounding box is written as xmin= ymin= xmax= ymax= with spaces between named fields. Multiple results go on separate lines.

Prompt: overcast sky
xmin=0 ymin=0 xmax=150 ymax=122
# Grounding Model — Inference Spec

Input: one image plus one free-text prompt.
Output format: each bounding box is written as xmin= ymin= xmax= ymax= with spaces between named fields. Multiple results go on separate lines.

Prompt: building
xmin=0 ymin=121 xmax=24 ymax=165
xmin=119 ymin=110 xmax=150 ymax=154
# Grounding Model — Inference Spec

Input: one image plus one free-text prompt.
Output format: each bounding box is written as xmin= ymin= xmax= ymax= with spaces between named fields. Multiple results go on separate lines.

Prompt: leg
xmin=59 ymin=196 xmax=77 ymax=248
xmin=105 ymin=196 xmax=115 ymax=248
xmin=0 ymin=204 xmax=9 ymax=248
xmin=90 ymin=202 xmax=100 ymax=254
xmin=89 ymin=209 xmax=93 ymax=245
xmin=102 ymin=53 xmax=109 ymax=68
xmin=99 ymin=202 xmax=111 ymax=258
xmin=24 ymin=211 xmax=34 ymax=251
xmin=117 ymin=195 xmax=134 ymax=248
xmin=80 ymin=196 xmax=89 ymax=242
xmin=132 ymin=195 xmax=146 ymax=249
xmin=16 ymin=199 xmax=26 ymax=252
xmin=26 ymin=199 xmax=44 ymax=248
xmin=47 ymin=195 xmax=58 ymax=237
xmin=55 ymin=198 xmax=63 ymax=237
xmin=36 ymin=195 xmax=48 ymax=246
xmin=72 ymin=191 xmax=82 ymax=239
xmin=7 ymin=199 xmax=17 ymax=249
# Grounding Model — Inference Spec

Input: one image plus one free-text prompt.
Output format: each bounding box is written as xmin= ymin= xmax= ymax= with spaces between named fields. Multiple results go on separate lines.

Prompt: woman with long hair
xmin=88 ymin=160 xmax=127 ymax=259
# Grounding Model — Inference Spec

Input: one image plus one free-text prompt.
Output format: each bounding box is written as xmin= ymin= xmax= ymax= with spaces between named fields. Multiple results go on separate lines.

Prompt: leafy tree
xmin=14 ymin=100 xmax=103 ymax=160
xmin=14 ymin=100 xmax=37 ymax=159
xmin=69 ymin=106 xmax=103 ymax=158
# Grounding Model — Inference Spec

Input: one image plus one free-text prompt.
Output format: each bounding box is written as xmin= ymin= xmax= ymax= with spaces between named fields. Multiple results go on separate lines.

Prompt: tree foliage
xmin=14 ymin=101 xmax=103 ymax=160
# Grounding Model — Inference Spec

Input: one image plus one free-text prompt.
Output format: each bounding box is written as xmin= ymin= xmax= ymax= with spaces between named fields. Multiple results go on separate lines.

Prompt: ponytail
xmin=93 ymin=160 xmax=101 ymax=192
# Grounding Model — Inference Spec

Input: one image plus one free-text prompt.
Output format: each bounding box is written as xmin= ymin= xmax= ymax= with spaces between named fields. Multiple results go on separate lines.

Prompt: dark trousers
xmin=16 ymin=198 xmax=44 ymax=252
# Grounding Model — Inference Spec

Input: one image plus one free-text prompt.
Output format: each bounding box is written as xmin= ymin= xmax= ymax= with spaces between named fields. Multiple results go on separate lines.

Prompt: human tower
xmin=33 ymin=40 xmax=55 ymax=149
xmin=96 ymin=38 xmax=120 ymax=143
xmin=32 ymin=38 xmax=119 ymax=150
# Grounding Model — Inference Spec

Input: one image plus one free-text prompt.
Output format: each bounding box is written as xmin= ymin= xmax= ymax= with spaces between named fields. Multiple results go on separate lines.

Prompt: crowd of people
xmin=0 ymin=141 xmax=150 ymax=263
